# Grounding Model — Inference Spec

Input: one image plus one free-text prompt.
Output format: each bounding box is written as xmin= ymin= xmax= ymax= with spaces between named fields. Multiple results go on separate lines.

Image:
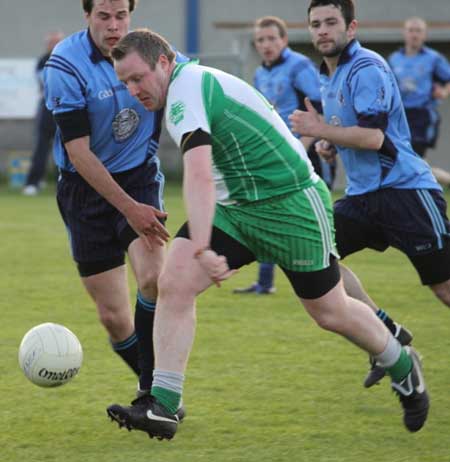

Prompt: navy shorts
xmin=57 ymin=160 xmax=164 ymax=277
xmin=405 ymin=107 xmax=440 ymax=150
xmin=334 ymin=188 xmax=450 ymax=285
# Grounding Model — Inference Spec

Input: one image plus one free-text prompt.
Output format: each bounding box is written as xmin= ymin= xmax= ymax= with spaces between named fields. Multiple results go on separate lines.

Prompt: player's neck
xmin=324 ymin=56 xmax=339 ymax=76
xmin=405 ymin=44 xmax=422 ymax=56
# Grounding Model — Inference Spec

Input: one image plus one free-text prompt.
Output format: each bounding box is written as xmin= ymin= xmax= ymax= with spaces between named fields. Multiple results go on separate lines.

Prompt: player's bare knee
xmin=96 ymin=303 xmax=129 ymax=335
xmin=308 ymin=308 xmax=342 ymax=333
xmin=157 ymin=269 xmax=197 ymax=302
xmin=99 ymin=316 xmax=128 ymax=338
xmin=98 ymin=311 xmax=118 ymax=332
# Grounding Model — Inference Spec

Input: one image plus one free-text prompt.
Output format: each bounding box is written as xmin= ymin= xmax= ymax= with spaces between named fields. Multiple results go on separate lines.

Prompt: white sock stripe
xmin=153 ymin=369 xmax=185 ymax=395
xmin=374 ymin=334 xmax=401 ymax=368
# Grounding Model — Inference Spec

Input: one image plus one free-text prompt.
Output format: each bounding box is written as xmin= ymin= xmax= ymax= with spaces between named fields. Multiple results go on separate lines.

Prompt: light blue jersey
xmin=44 ymin=30 xmax=186 ymax=173
xmin=389 ymin=46 xmax=450 ymax=147
xmin=389 ymin=46 xmax=450 ymax=109
xmin=254 ymin=47 xmax=322 ymax=127
xmin=319 ymin=40 xmax=440 ymax=195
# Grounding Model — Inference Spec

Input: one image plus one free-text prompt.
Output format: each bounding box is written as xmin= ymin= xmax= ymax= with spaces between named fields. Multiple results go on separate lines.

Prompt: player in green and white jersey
xmin=164 ymin=57 xmax=337 ymax=273
xmin=106 ymin=28 xmax=429 ymax=440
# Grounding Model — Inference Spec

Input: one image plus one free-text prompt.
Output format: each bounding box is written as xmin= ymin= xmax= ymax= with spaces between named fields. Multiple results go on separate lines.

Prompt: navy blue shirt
xmin=319 ymin=40 xmax=439 ymax=195
xmin=254 ymin=47 xmax=322 ymax=128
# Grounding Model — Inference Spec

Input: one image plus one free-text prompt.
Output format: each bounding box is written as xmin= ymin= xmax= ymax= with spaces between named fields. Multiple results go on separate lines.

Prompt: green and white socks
xmin=151 ymin=369 xmax=184 ymax=414
xmin=374 ymin=334 xmax=412 ymax=383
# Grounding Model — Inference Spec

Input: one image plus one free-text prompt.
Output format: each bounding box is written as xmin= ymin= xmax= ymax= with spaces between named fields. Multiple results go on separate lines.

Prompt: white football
xmin=18 ymin=322 xmax=83 ymax=387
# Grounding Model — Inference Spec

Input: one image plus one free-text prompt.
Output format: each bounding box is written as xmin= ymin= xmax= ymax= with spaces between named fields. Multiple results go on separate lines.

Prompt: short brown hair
xmin=254 ymin=16 xmax=288 ymax=38
xmin=111 ymin=28 xmax=176 ymax=70
xmin=308 ymin=0 xmax=355 ymax=27
xmin=82 ymin=0 xmax=138 ymax=14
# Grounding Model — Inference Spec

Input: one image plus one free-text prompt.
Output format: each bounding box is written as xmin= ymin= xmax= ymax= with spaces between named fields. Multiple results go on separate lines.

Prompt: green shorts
xmin=214 ymin=180 xmax=338 ymax=272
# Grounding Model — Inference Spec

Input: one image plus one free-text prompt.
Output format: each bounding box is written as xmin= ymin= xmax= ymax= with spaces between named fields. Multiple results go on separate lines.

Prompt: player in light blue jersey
xmin=291 ymin=0 xmax=442 ymax=429
xmin=389 ymin=17 xmax=450 ymax=186
xmin=233 ymin=15 xmax=335 ymax=295
xmin=253 ymin=17 xmax=322 ymax=126
xmin=43 ymin=0 xmax=183 ymax=415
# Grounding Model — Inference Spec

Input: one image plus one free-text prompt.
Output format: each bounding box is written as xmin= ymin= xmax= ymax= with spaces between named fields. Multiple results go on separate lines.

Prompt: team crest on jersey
xmin=400 ymin=77 xmax=417 ymax=93
xmin=169 ymin=101 xmax=185 ymax=125
xmin=112 ymin=108 xmax=140 ymax=142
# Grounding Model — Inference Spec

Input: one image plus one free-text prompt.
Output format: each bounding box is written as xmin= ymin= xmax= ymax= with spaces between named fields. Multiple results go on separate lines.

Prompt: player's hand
xmin=289 ymin=98 xmax=324 ymax=138
xmin=125 ymin=202 xmax=169 ymax=250
xmin=432 ymin=83 xmax=449 ymax=100
xmin=195 ymin=249 xmax=238 ymax=287
xmin=315 ymin=139 xmax=337 ymax=163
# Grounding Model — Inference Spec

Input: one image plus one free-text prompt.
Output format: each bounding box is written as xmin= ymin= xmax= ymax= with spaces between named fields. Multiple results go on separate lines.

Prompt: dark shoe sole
xmin=396 ymin=325 xmax=413 ymax=346
xmin=363 ymin=365 xmax=387 ymax=388
xmin=232 ymin=288 xmax=276 ymax=294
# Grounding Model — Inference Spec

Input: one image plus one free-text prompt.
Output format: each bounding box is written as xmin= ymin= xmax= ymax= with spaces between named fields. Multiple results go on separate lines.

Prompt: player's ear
xmin=159 ymin=53 xmax=170 ymax=69
xmin=347 ymin=19 xmax=358 ymax=40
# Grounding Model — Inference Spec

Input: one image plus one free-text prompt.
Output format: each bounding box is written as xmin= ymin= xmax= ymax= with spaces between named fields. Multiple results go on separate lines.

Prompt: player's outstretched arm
xmin=290 ymin=98 xmax=384 ymax=151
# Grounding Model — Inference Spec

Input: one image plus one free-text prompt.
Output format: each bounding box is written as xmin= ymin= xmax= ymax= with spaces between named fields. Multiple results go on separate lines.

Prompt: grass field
xmin=1 ymin=183 xmax=449 ymax=462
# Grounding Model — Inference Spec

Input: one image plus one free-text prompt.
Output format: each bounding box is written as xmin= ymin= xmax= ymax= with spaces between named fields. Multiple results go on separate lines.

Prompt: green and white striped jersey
xmin=166 ymin=62 xmax=319 ymax=205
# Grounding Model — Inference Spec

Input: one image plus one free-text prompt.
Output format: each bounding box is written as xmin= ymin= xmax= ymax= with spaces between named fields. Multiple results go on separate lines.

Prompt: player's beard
xmin=315 ymin=33 xmax=349 ymax=58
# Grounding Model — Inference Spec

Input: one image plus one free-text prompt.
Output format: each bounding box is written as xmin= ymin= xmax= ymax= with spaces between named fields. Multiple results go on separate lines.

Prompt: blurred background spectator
xmin=22 ymin=31 xmax=64 ymax=196
xmin=389 ymin=18 xmax=450 ymax=187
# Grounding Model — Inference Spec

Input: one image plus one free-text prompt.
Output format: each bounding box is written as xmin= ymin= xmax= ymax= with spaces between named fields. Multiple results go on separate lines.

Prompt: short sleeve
xmin=433 ymin=53 xmax=450 ymax=84
xmin=349 ymin=62 xmax=392 ymax=130
xmin=165 ymin=68 xmax=212 ymax=148
xmin=292 ymin=61 xmax=321 ymax=102
xmin=43 ymin=53 xmax=87 ymax=115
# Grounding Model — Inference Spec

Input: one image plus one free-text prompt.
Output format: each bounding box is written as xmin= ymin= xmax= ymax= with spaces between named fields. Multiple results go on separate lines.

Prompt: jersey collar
xmin=262 ymin=47 xmax=290 ymax=70
xmin=399 ymin=46 xmax=426 ymax=55
xmin=319 ymin=39 xmax=360 ymax=75
xmin=170 ymin=60 xmax=198 ymax=83
xmin=87 ymin=29 xmax=113 ymax=65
